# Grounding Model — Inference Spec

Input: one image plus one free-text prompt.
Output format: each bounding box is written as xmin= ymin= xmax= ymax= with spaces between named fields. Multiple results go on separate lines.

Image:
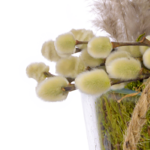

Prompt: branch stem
xmin=76 ymin=40 xmax=88 ymax=45
xmin=75 ymin=37 xmax=150 ymax=50
xmin=62 ymin=84 xmax=76 ymax=92
xmin=61 ymin=74 xmax=150 ymax=92
xmin=111 ymin=74 xmax=150 ymax=85
xmin=43 ymin=72 xmax=74 ymax=83
xmin=112 ymin=42 xmax=147 ymax=48
xmin=75 ymin=47 xmax=82 ymax=53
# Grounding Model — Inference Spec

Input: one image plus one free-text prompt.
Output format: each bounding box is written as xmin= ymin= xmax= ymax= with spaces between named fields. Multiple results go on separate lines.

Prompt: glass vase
xmin=81 ymin=89 xmax=150 ymax=150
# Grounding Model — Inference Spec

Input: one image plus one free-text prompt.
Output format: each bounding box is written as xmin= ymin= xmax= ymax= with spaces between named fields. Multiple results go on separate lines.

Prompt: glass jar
xmin=81 ymin=89 xmax=150 ymax=150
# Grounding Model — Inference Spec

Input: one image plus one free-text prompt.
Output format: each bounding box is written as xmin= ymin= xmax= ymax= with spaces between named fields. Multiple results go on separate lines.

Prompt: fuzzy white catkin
xmin=54 ymin=32 xmax=76 ymax=57
xmin=106 ymin=57 xmax=141 ymax=80
xmin=110 ymin=83 xmax=126 ymax=90
xmin=26 ymin=62 xmax=49 ymax=82
xmin=106 ymin=50 xmax=131 ymax=66
xmin=118 ymin=46 xmax=142 ymax=57
xmin=87 ymin=36 xmax=112 ymax=58
xmin=140 ymin=35 xmax=150 ymax=54
xmin=75 ymin=69 xmax=111 ymax=96
xmin=36 ymin=77 xmax=69 ymax=102
xmin=56 ymin=56 xmax=86 ymax=78
xmin=143 ymin=48 xmax=150 ymax=69
xmin=70 ymin=29 xmax=95 ymax=49
xmin=79 ymin=49 xmax=104 ymax=67
xmin=41 ymin=40 xmax=61 ymax=62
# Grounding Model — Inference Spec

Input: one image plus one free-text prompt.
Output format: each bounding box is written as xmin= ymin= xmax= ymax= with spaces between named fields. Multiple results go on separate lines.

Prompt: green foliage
xmin=125 ymin=81 xmax=145 ymax=91
xmin=136 ymin=33 xmax=146 ymax=42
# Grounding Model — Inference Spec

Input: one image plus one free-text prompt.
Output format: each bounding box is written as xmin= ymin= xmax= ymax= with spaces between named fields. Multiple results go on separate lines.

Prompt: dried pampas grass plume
xmin=91 ymin=0 xmax=150 ymax=41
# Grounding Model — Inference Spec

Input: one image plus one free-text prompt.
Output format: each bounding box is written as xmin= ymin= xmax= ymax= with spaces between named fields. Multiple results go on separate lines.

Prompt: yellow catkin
xmin=36 ymin=76 xmax=69 ymax=102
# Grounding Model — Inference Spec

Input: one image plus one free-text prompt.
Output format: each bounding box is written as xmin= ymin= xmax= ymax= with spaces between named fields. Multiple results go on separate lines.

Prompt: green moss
xmin=95 ymin=90 xmax=150 ymax=150
xmin=125 ymin=80 xmax=145 ymax=91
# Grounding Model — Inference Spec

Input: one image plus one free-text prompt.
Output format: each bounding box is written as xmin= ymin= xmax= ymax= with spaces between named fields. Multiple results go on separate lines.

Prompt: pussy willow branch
xmin=111 ymin=74 xmax=150 ymax=85
xmin=75 ymin=37 xmax=150 ymax=49
xmin=43 ymin=72 xmax=74 ymax=83
xmin=62 ymin=74 xmax=150 ymax=92
xmin=44 ymin=64 xmax=150 ymax=92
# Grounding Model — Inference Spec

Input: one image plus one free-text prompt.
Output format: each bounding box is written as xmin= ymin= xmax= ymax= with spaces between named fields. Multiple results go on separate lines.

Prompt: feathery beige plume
xmin=91 ymin=0 xmax=150 ymax=41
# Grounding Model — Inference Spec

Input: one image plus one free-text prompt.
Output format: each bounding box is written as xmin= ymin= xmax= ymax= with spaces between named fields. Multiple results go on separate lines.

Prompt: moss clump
xmin=124 ymin=80 xmax=145 ymax=91
xmin=96 ymin=90 xmax=150 ymax=150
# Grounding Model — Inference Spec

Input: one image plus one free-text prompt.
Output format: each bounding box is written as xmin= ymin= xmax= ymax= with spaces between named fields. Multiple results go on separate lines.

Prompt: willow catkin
xmin=140 ymin=35 xmax=150 ymax=55
xmin=41 ymin=40 xmax=61 ymax=62
xmin=70 ymin=29 xmax=95 ymax=49
xmin=106 ymin=50 xmax=131 ymax=66
xmin=75 ymin=69 xmax=111 ymax=96
xmin=56 ymin=56 xmax=86 ymax=78
xmin=106 ymin=57 xmax=141 ymax=80
xmin=143 ymin=48 xmax=150 ymax=69
xmin=118 ymin=46 xmax=142 ymax=57
xmin=26 ymin=62 xmax=49 ymax=82
xmin=36 ymin=76 xmax=69 ymax=102
xmin=79 ymin=49 xmax=104 ymax=67
xmin=110 ymin=83 xmax=126 ymax=90
xmin=87 ymin=36 xmax=112 ymax=58
xmin=54 ymin=32 xmax=76 ymax=57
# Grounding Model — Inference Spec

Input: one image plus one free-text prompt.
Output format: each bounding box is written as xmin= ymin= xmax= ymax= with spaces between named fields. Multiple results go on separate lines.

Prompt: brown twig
xmin=75 ymin=47 xmax=82 ymax=53
xmin=76 ymin=40 xmax=88 ymax=45
xmin=43 ymin=72 xmax=74 ymax=83
xmin=61 ymin=74 xmax=150 ymax=93
xmin=62 ymin=84 xmax=76 ymax=92
xmin=111 ymin=74 xmax=150 ymax=85
xmin=75 ymin=37 xmax=150 ymax=49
